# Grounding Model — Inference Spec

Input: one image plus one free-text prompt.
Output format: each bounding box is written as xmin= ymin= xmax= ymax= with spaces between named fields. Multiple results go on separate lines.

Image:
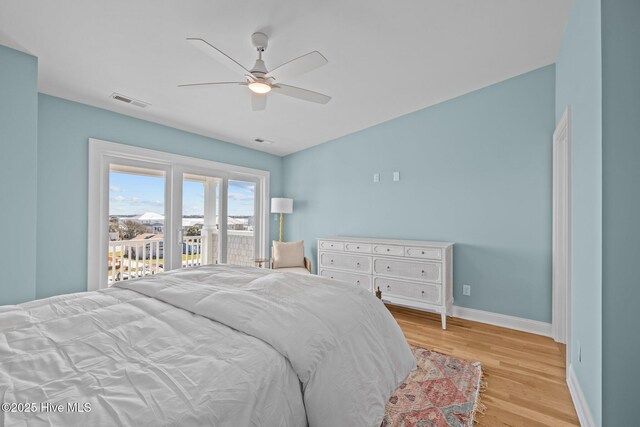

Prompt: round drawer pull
xmin=356 ymin=246 xmax=360 ymax=249
xmin=386 ymin=266 xmax=391 ymax=271
xmin=421 ymin=270 xmax=425 ymax=274
xmin=356 ymin=280 xmax=360 ymax=285
xmin=421 ymin=251 xmax=425 ymax=255
xmin=421 ymin=290 xmax=425 ymax=295
xmin=386 ymin=248 xmax=390 ymax=252
xmin=387 ymin=285 xmax=390 ymax=290
xmin=330 ymin=276 xmax=334 ymax=279
xmin=330 ymin=259 xmax=334 ymax=264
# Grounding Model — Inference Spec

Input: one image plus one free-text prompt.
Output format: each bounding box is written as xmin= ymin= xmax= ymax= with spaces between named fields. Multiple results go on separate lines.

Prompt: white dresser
xmin=317 ymin=237 xmax=454 ymax=329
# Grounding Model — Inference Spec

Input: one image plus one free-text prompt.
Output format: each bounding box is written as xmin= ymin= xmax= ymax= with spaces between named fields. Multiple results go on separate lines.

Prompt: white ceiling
xmin=0 ymin=0 xmax=571 ymax=156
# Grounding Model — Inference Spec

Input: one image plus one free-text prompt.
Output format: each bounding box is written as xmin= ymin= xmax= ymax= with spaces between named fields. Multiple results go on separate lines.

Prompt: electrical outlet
xmin=393 ymin=171 xmax=400 ymax=181
xmin=463 ymin=285 xmax=471 ymax=296
xmin=373 ymin=173 xmax=380 ymax=183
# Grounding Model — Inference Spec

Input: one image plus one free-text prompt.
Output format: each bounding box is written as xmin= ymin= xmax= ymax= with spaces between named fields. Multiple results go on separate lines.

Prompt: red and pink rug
xmin=382 ymin=346 xmax=485 ymax=427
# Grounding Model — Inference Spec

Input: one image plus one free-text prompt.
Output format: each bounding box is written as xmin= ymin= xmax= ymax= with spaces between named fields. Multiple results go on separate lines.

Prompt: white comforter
xmin=0 ymin=265 xmax=414 ymax=427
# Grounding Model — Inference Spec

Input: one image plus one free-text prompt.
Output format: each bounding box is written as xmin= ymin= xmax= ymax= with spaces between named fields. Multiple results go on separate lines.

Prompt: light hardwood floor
xmin=387 ymin=305 xmax=580 ymax=426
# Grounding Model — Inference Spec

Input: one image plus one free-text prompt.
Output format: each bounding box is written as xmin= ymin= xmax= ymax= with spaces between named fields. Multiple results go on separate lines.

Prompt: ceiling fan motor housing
xmin=251 ymin=58 xmax=268 ymax=76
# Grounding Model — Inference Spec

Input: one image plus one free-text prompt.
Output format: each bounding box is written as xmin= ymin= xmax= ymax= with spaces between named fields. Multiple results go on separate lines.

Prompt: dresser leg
xmin=441 ymin=311 xmax=447 ymax=330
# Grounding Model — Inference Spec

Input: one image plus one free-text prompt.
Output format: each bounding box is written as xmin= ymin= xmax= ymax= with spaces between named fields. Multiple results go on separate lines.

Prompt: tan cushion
xmin=275 ymin=267 xmax=311 ymax=275
xmin=272 ymin=240 xmax=305 ymax=269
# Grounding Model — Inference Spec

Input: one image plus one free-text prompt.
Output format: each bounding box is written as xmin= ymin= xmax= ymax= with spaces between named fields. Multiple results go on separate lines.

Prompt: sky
xmin=109 ymin=172 xmax=255 ymax=217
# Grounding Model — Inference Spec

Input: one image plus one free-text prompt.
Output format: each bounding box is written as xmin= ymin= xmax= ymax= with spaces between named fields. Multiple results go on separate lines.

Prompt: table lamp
xmin=271 ymin=198 xmax=293 ymax=241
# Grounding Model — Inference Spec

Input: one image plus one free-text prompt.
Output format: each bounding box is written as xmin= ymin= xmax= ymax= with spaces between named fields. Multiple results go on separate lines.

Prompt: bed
xmin=0 ymin=265 xmax=415 ymax=426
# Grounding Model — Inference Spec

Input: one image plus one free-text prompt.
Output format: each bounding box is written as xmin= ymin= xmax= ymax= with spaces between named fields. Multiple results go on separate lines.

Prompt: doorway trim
xmin=552 ymin=106 xmax=571 ymax=351
xmin=88 ymin=138 xmax=270 ymax=291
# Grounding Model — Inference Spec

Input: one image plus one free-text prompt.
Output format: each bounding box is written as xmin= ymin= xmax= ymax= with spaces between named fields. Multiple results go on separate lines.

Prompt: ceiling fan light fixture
xmin=248 ymin=81 xmax=271 ymax=94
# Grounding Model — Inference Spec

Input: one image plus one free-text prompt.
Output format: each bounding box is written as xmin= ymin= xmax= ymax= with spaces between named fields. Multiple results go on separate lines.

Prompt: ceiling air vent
xmin=110 ymin=92 xmax=150 ymax=109
xmin=253 ymin=138 xmax=274 ymax=145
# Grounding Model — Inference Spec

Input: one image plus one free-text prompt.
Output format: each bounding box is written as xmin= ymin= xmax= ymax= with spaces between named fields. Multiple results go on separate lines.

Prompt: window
xmin=227 ymin=180 xmax=257 ymax=267
xmin=108 ymin=165 xmax=167 ymax=284
xmin=182 ymin=173 xmax=221 ymax=268
xmin=88 ymin=139 xmax=269 ymax=290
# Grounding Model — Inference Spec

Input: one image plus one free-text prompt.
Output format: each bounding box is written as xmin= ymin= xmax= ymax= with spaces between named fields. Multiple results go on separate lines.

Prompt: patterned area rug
xmin=382 ymin=346 xmax=485 ymax=427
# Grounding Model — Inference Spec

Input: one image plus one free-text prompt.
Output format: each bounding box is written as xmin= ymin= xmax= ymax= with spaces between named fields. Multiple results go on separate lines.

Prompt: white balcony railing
xmin=183 ymin=235 xmax=203 ymax=268
xmin=108 ymin=237 xmax=163 ymax=284
xmin=107 ymin=231 xmax=255 ymax=285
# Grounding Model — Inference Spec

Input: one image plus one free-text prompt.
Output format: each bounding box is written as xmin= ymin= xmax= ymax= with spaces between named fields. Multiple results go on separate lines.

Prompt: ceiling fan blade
xmin=186 ymin=38 xmax=253 ymax=78
xmin=178 ymin=82 xmax=245 ymax=88
xmin=271 ymin=84 xmax=331 ymax=104
xmin=251 ymin=93 xmax=267 ymax=111
xmin=265 ymin=51 xmax=328 ymax=82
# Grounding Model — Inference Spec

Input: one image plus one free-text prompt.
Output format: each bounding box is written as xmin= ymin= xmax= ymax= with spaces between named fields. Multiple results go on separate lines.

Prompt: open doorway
xmin=552 ymin=106 xmax=571 ymax=367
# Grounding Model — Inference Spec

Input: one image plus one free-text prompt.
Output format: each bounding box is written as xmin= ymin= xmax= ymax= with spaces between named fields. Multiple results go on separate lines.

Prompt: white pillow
xmin=272 ymin=240 xmax=305 ymax=269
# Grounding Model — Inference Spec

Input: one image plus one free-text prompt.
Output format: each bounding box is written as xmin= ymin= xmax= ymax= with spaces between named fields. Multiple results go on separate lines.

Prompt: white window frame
xmin=88 ymin=138 xmax=270 ymax=291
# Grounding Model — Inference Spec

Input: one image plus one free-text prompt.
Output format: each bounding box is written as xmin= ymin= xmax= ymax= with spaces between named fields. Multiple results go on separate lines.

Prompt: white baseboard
xmin=452 ymin=306 xmax=552 ymax=337
xmin=567 ymin=364 xmax=597 ymax=427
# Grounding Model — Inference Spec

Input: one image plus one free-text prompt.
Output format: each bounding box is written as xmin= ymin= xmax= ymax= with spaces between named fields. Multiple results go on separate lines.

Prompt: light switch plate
xmin=393 ymin=171 xmax=400 ymax=181
xmin=373 ymin=173 xmax=380 ymax=183
xmin=462 ymin=285 xmax=471 ymax=296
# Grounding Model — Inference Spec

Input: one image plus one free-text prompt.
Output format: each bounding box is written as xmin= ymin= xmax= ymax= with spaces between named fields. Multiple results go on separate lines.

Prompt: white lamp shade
xmin=271 ymin=198 xmax=293 ymax=214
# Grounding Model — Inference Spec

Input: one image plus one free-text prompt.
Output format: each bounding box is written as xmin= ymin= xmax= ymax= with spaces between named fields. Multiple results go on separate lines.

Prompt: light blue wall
xmin=601 ymin=1 xmax=640 ymax=425
xmin=283 ymin=65 xmax=556 ymax=322
xmin=0 ymin=45 xmax=38 ymax=305
xmin=37 ymin=94 xmax=283 ymax=299
xmin=555 ymin=0 xmax=602 ymax=424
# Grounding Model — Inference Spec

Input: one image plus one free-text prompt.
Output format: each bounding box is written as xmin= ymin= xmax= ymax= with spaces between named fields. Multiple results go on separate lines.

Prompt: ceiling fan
xmin=179 ymin=32 xmax=331 ymax=111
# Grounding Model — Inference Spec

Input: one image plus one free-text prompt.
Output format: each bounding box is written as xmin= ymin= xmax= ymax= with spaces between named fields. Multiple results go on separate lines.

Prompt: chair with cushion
xmin=271 ymin=240 xmax=312 ymax=274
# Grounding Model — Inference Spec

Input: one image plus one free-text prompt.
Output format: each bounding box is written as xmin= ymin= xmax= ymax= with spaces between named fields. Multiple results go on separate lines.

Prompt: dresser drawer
xmin=319 ymin=240 xmax=345 ymax=251
xmin=319 ymin=252 xmax=371 ymax=273
xmin=373 ymin=258 xmax=442 ymax=283
xmin=405 ymin=246 xmax=442 ymax=261
xmin=374 ymin=277 xmax=441 ymax=304
xmin=320 ymin=269 xmax=372 ymax=291
xmin=344 ymin=242 xmax=372 ymax=253
xmin=372 ymin=244 xmax=404 ymax=256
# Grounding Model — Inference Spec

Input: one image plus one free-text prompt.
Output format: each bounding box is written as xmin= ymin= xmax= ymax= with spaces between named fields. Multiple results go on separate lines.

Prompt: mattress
xmin=0 ymin=265 xmax=414 ymax=426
